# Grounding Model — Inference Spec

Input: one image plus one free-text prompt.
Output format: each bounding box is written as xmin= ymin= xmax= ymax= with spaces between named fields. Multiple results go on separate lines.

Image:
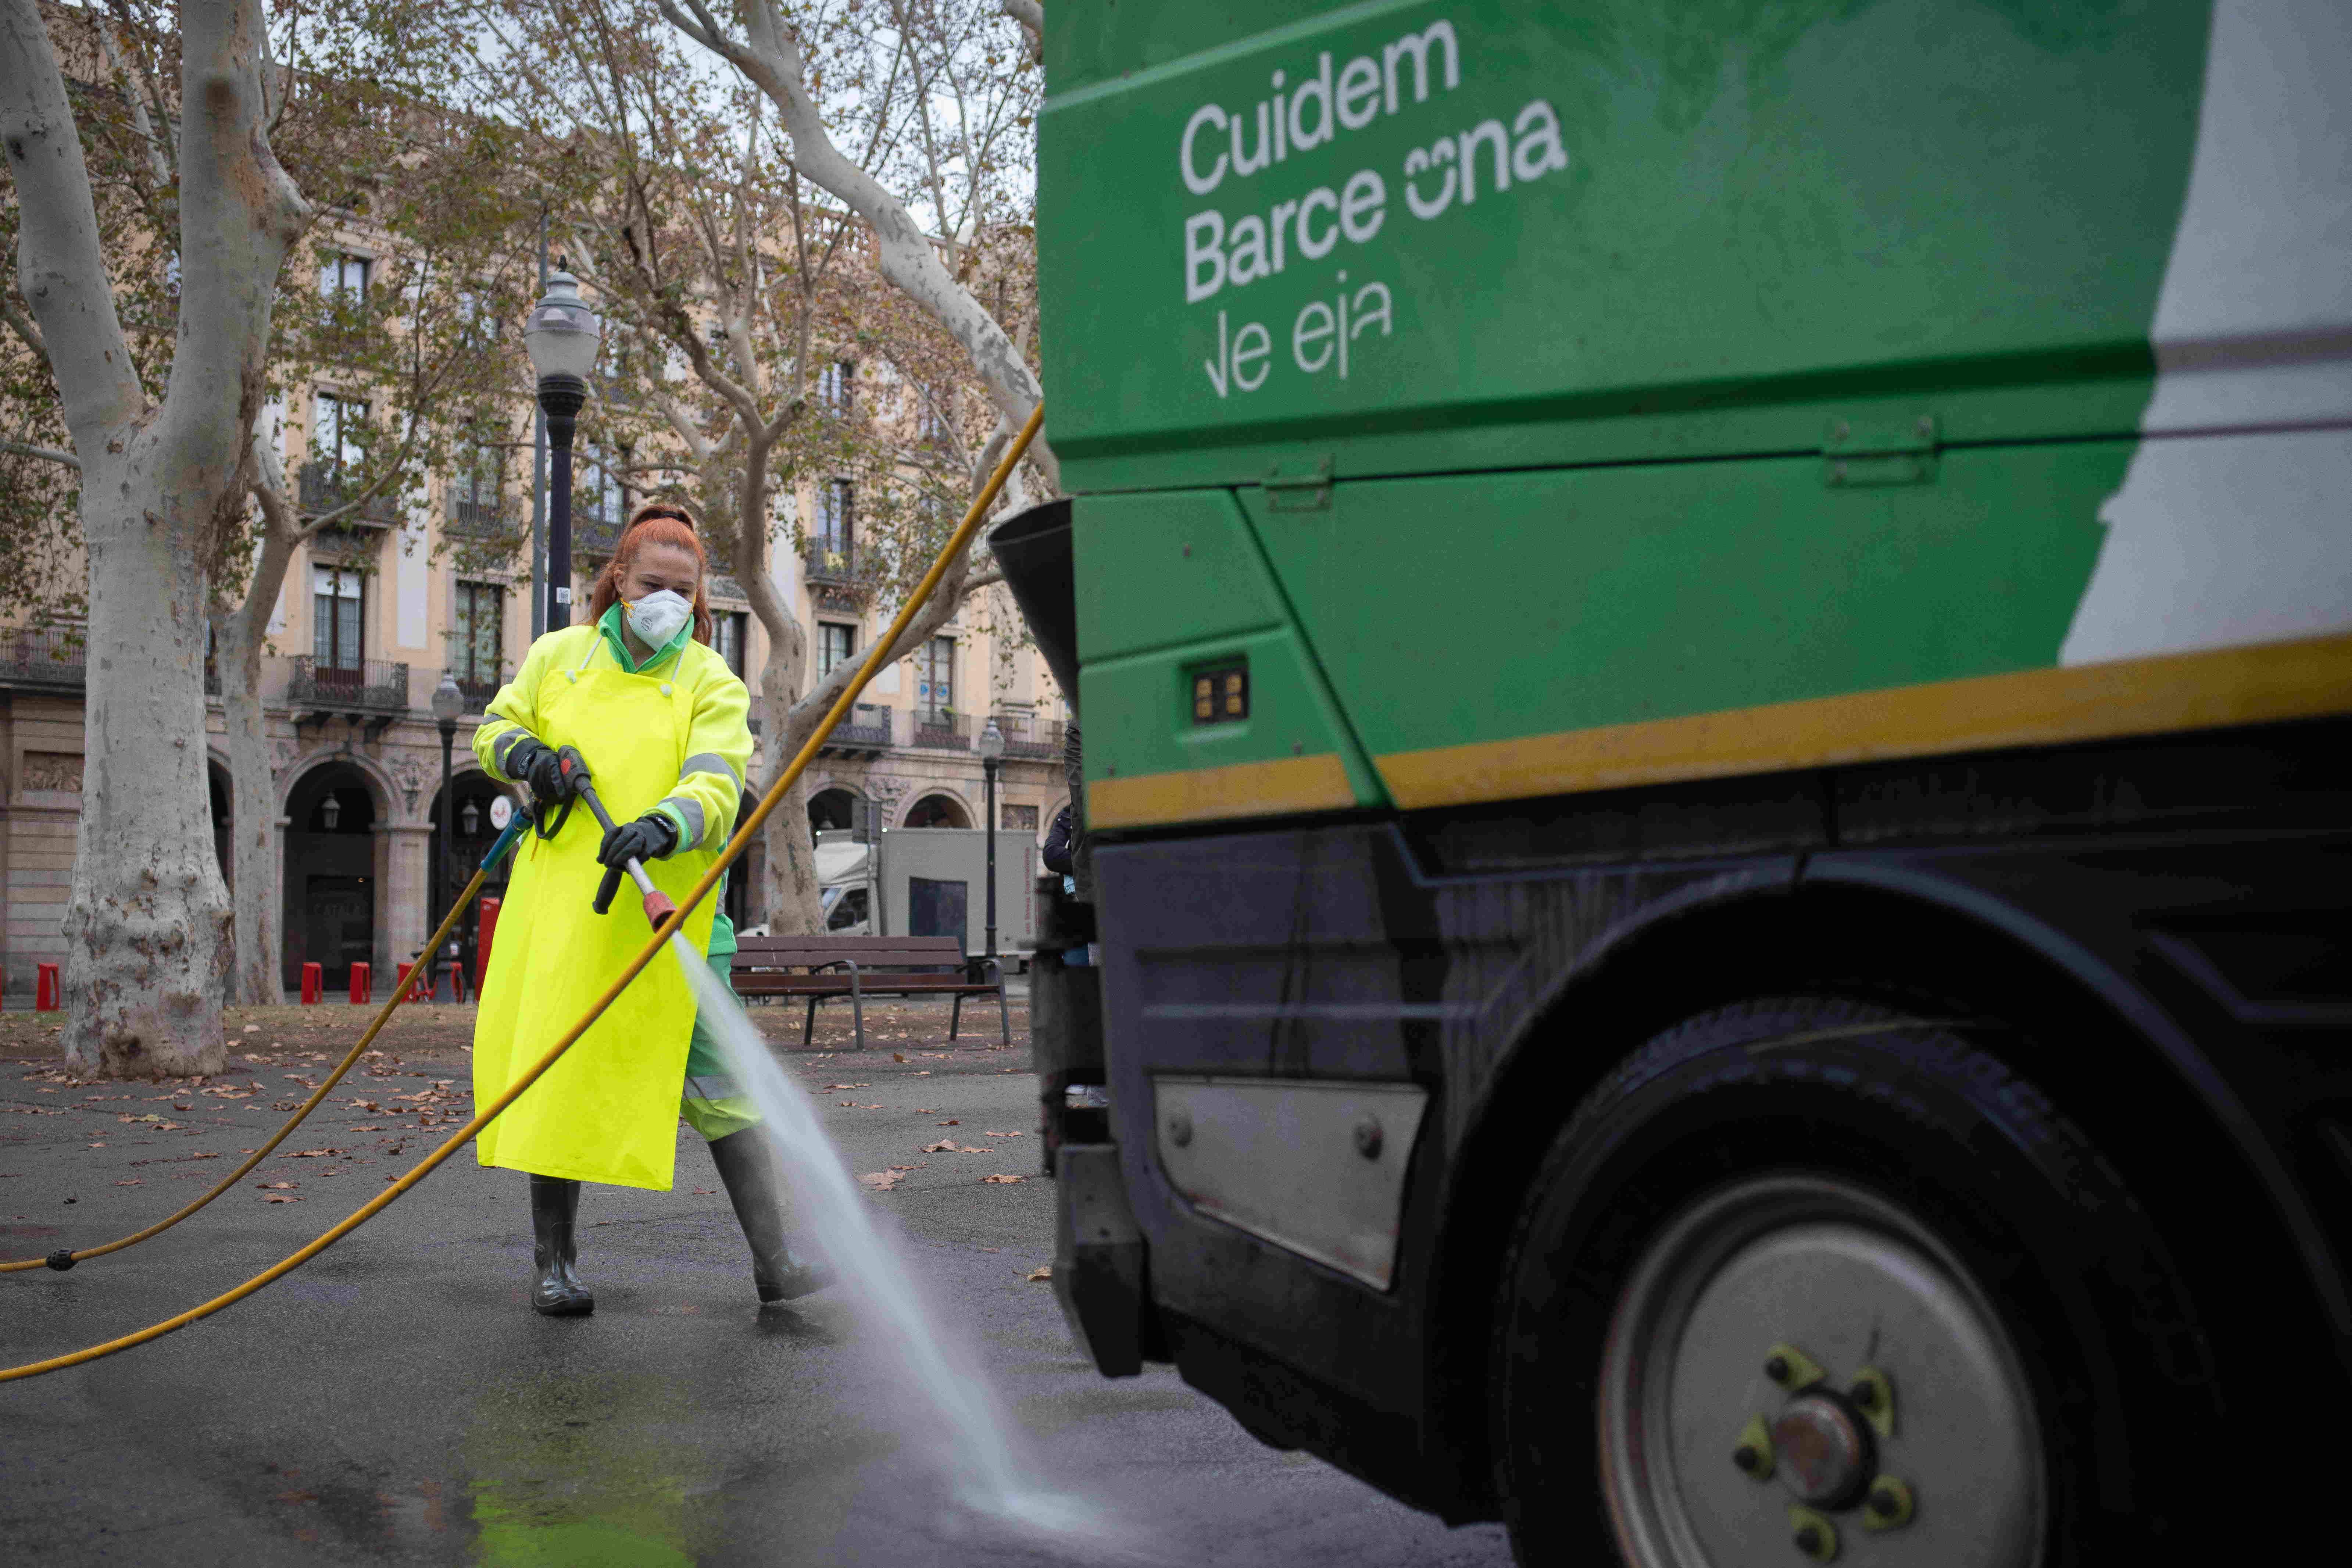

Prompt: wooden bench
xmin=728 ymin=935 xmax=1009 ymax=1051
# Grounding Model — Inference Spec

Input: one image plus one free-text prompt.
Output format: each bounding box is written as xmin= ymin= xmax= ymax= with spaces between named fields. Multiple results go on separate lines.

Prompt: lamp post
xmin=432 ymin=671 xmax=464 ymax=997
xmin=523 ymin=270 xmax=601 ymax=631
xmin=978 ymin=721 xmax=1005 ymax=965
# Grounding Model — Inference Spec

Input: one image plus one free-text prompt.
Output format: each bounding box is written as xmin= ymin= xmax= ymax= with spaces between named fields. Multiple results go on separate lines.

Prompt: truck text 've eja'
xmin=1202 ymin=272 xmax=1395 ymax=398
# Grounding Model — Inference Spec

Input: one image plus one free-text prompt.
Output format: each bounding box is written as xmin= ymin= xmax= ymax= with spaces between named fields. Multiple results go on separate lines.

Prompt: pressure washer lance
xmin=552 ymin=744 xmax=680 ymax=927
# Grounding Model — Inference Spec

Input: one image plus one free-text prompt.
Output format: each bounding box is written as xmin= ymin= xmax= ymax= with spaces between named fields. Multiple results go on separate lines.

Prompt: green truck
xmin=998 ymin=1 xmax=2351 ymax=1560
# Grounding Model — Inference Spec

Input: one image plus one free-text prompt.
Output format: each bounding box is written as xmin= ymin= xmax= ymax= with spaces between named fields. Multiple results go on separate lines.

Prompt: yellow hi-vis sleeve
xmin=650 ymin=651 xmax=753 ymax=853
xmin=472 ymin=626 xmax=578 ymax=782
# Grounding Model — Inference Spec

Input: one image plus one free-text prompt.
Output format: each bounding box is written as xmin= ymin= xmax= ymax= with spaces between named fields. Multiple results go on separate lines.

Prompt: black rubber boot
xmin=529 ymin=1174 xmax=594 ymax=1316
xmin=708 ymin=1128 xmax=830 ymax=1303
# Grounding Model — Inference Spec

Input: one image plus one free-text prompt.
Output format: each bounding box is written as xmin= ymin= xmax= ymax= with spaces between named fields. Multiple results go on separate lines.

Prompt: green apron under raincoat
xmin=471 ymin=608 xmax=754 ymax=1191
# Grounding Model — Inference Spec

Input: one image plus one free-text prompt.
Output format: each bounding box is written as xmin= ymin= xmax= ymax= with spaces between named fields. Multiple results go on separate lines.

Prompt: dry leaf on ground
xmin=255 ymin=1181 xmax=297 ymax=1190
xmin=935 ymin=1119 xmax=959 ymax=1126
xmin=264 ymin=1194 xmax=301 ymax=1203
xmin=920 ymin=1139 xmax=957 ymax=1153
xmin=857 ymin=1171 xmax=905 ymax=1190
xmin=983 ymin=1131 xmax=1026 ymax=1138
xmin=981 ymin=1174 xmax=1025 ymax=1185
xmin=1025 ymin=1265 xmax=1052 ymax=1282
xmin=287 ymin=1149 xmax=344 ymax=1158
xmin=115 ymin=1178 xmax=141 ymax=1186
xmin=823 ymin=1084 xmax=870 ymax=1090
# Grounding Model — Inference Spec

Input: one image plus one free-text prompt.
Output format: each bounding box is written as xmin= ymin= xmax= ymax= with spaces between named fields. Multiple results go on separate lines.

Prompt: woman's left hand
xmin=599 ymin=812 xmax=679 ymax=868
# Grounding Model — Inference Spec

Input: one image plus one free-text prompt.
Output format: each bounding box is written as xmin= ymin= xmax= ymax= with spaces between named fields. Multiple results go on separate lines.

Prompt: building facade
xmin=0 ymin=427 xmax=1067 ymax=996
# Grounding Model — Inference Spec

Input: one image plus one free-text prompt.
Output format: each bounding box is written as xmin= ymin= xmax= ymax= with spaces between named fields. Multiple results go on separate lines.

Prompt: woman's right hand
xmin=505 ymin=737 xmax=576 ymax=804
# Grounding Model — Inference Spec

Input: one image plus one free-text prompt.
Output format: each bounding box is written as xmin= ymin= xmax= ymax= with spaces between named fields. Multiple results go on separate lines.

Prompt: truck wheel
xmin=1490 ymin=998 xmax=2222 ymax=1566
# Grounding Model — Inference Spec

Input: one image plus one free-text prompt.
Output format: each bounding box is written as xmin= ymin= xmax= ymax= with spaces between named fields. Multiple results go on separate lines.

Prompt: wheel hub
xmin=1597 ymin=1176 xmax=2044 ymax=1567
xmin=1770 ymin=1392 xmax=1871 ymax=1507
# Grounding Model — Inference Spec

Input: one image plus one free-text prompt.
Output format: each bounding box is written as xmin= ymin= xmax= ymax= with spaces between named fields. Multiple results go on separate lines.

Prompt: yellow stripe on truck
xmin=1376 ymin=633 xmax=2352 ymax=811
xmin=1088 ymin=752 xmax=1355 ymax=829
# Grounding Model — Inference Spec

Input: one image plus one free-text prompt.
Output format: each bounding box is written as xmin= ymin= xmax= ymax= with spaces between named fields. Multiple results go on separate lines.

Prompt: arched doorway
xmin=283 ymin=763 xmax=379 ymax=992
xmin=428 ymin=771 xmax=516 ymax=983
xmin=808 ymin=786 xmax=861 ymax=835
xmin=904 ymin=793 xmax=970 ymax=829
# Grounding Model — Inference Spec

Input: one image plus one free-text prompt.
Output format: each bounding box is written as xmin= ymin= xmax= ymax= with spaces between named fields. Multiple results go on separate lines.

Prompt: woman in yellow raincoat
xmin=472 ymin=503 xmax=822 ymax=1315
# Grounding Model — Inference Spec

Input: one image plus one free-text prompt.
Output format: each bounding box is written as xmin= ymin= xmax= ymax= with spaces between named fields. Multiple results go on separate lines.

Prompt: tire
xmin=1490 ymin=997 xmax=2223 ymax=1567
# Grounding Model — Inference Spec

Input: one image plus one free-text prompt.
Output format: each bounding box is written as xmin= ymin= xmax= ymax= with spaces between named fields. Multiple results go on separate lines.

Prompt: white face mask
xmin=625 ymin=588 xmax=693 ymax=648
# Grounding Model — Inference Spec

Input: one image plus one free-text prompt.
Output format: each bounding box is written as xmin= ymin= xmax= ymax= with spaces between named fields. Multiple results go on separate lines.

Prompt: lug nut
xmin=1764 ymin=1354 xmax=1790 ymax=1383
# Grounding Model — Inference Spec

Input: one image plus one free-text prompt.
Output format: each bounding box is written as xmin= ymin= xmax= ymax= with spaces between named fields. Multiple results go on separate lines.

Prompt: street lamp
xmin=978 ymin=720 xmax=1005 ymax=966
xmin=432 ymin=671 xmax=464 ymax=998
xmin=523 ymin=270 xmax=601 ymax=631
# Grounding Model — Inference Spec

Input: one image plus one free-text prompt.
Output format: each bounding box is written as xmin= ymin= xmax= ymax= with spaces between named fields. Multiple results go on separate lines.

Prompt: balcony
xmin=445 ymin=496 xmax=511 ymax=539
xmin=290 ymin=657 xmax=409 ymax=737
xmin=912 ymin=709 xmax=969 ymax=750
xmin=451 ymin=667 xmax=509 ymax=713
xmin=0 ymin=624 xmax=87 ymax=690
xmin=803 ymin=539 xmax=872 ymax=605
xmin=296 ymin=462 xmax=403 ymax=526
xmin=572 ymin=512 xmax=622 ymax=561
xmin=820 ymin=702 xmax=894 ymax=754
xmin=990 ymin=712 xmax=1065 ymax=761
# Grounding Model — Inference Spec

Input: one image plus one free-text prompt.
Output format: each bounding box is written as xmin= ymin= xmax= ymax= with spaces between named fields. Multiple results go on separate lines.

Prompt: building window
xmin=312 ymin=564 xmax=365 ymax=671
xmin=453 ymin=582 xmax=503 ymax=701
xmin=817 ymin=621 xmax=854 ymax=678
xmin=1003 ymin=803 xmax=1039 ymax=832
xmin=319 ymin=251 xmax=370 ymax=300
xmin=713 ymin=610 xmax=748 ymax=678
xmin=917 ymin=389 xmax=953 ymax=443
xmin=579 ymin=446 xmax=624 ymax=529
xmin=814 ymin=479 xmax=854 ymax=564
xmin=919 ymin=635 xmax=954 ymax=719
xmin=817 ymin=359 xmax=854 ymax=414
xmin=313 ymin=391 xmax=368 ymax=472
xmin=449 ymin=421 xmax=504 ymax=524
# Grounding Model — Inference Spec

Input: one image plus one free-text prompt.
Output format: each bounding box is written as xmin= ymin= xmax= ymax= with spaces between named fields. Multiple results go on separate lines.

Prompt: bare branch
xmin=0 ymin=293 xmax=48 ymax=361
xmin=0 ymin=0 xmax=146 ymax=443
xmin=0 ymin=436 xmax=79 ymax=469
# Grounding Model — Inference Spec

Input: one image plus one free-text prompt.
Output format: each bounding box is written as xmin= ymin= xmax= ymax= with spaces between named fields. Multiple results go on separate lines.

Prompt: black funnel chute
xmin=988 ymin=498 xmax=1080 ymax=708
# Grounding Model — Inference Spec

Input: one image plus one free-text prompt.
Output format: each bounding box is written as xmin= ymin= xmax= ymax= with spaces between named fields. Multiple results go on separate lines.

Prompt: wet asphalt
xmin=0 ymin=1029 xmax=1512 ymax=1566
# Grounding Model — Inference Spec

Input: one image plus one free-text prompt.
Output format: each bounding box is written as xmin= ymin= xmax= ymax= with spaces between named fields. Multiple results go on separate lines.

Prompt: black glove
xmin=504 ymin=737 xmax=575 ymax=804
xmin=599 ymin=811 xmax=678 ymax=868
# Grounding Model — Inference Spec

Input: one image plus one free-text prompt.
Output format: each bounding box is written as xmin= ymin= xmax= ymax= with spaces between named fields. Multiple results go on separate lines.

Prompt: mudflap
xmin=1053 ymin=1143 xmax=1169 ymax=1376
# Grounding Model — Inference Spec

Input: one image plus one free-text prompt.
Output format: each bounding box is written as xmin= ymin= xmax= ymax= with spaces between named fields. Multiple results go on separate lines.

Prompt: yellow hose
xmin=0 ymin=868 xmax=492 ymax=1274
xmin=0 ymin=404 xmax=1045 ymax=1383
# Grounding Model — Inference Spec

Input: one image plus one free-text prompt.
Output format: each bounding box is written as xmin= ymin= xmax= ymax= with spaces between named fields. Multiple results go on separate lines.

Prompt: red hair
xmin=588 ymin=502 xmax=715 ymax=644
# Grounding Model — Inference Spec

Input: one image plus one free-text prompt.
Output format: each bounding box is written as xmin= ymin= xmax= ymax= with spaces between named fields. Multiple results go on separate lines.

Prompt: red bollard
xmin=349 ymin=961 xmax=371 ymax=1004
xmin=35 ymin=962 xmax=60 ymax=1012
xmin=475 ymin=896 xmax=501 ymax=999
xmin=397 ymin=961 xmax=435 ymax=1002
xmin=396 ymin=960 xmax=416 ymax=1000
xmin=300 ymin=962 xmax=323 ymax=1004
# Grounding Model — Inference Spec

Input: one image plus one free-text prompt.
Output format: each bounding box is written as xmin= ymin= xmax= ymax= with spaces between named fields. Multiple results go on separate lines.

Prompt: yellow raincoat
xmin=470 ymin=610 xmax=753 ymax=1190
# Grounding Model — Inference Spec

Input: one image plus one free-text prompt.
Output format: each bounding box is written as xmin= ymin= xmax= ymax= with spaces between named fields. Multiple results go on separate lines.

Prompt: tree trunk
xmin=62 ymin=455 xmax=235 ymax=1076
xmin=736 ymin=495 xmax=827 ymax=936
xmin=212 ymin=605 xmax=280 ymax=1005
xmin=3 ymin=0 xmax=309 ymax=1076
xmin=762 ymin=767 xmax=825 ymax=936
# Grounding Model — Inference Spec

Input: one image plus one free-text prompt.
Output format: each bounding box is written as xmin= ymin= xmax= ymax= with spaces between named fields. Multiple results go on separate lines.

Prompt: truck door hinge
xmin=1260 ymin=456 xmax=1333 ymax=512
xmin=1824 ymin=416 xmax=1939 ymax=487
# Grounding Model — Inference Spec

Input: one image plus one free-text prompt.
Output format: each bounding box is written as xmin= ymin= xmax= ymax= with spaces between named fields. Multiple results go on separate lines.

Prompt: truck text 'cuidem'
xmin=994 ymin=2 xmax=2351 ymax=1562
